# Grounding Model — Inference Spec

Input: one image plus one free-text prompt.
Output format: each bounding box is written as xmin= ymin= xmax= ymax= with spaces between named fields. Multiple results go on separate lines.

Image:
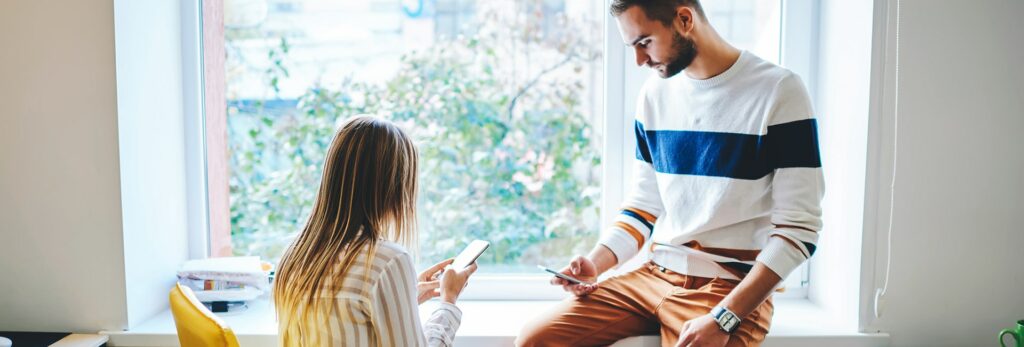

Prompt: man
xmin=516 ymin=1 xmax=823 ymax=346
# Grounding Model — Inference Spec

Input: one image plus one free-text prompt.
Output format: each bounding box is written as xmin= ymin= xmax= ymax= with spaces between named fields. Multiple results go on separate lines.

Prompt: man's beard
xmin=656 ymin=31 xmax=698 ymax=78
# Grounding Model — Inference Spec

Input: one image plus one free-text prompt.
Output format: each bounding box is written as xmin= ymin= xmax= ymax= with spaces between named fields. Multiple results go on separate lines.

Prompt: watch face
xmin=713 ymin=307 xmax=741 ymax=333
xmin=722 ymin=315 xmax=740 ymax=333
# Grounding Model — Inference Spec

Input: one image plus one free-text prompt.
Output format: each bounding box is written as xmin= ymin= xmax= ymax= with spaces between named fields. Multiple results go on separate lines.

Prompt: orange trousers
xmin=517 ymin=261 xmax=773 ymax=347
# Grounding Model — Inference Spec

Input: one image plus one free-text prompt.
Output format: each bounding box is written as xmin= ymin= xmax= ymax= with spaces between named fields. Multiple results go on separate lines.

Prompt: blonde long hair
xmin=273 ymin=115 xmax=418 ymax=346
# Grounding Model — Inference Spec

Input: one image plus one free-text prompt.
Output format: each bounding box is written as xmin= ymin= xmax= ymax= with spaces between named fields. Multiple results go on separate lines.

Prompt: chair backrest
xmin=169 ymin=283 xmax=240 ymax=347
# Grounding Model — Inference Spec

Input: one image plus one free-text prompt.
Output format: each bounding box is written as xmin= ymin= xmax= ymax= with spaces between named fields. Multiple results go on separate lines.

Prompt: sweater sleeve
xmin=598 ymin=88 xmax=665 ymax=266
xmin=755 ymin=72 xmax=825 ymax=280
xmin=375 ymin=252 xmax=462 ymax=347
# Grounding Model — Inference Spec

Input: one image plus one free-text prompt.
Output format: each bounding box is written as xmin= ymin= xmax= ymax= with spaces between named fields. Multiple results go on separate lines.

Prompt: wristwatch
xmin=709 ymin=305 xmax=741 ymax=334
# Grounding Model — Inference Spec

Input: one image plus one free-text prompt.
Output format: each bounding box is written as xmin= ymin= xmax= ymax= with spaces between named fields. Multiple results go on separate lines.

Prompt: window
xmin=215 ymin=0 xmax=606 ymax=276
xmin=704 ymin=0 xmax=781 ymax=64
xmin=200 ymin=0 xmax=813 ymax=299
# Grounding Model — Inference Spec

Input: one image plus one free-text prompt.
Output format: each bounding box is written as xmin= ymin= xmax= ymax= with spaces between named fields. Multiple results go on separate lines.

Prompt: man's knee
xmin=516 ymin=317 xmax=565 ymax=347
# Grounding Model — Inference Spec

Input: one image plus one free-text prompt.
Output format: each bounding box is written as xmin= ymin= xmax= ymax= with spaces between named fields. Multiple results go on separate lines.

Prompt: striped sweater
xmin=285 ymin=241 xmax=460 ymax=346
xmin=598 ymin=50 xmax=824 ymax=281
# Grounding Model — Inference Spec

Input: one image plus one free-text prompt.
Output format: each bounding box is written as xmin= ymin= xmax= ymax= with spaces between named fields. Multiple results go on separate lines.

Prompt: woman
xmin=274 ymin=115 xmax=477 ymax=346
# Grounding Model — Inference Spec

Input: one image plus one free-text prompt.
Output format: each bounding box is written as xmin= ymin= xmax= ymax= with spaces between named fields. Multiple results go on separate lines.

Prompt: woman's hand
xmin=440 ymin=262 xmax=479 ymax=304
xmin=416 ymin=258 xmax=453 ymax=305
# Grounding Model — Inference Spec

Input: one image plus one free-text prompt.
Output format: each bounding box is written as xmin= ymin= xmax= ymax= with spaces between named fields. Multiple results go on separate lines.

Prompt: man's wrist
xmin=588 ymin=244 xmax=618 ymax=275
xmin=709 ymin=305 xmax=741 ymax=334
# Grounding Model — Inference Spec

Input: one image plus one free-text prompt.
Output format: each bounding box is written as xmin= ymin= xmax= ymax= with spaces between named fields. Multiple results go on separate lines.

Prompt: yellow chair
xmin=169 ymin=283 xmax=240 ymax=347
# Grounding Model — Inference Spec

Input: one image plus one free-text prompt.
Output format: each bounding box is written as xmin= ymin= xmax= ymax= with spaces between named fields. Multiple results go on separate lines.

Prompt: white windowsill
xmin=102 ymin=298 xmax=888 ymax=347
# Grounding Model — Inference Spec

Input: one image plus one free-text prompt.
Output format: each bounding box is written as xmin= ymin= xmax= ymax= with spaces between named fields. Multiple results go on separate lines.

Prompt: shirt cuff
xmin=435 ymin=302 xmax=462 ymax=320
xmin=755 ymin=236 xmax=806 ymax=280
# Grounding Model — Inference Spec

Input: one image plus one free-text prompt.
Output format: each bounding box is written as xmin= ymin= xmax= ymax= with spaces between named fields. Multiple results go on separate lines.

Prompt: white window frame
xmin=182 ymin=0 xmax=821 ymax=301
xmin=182 ymin=0 xmax=211 ymax=261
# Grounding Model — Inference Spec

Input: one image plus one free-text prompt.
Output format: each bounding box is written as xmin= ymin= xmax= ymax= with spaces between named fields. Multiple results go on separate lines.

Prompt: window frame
xmin=184 ymin=0 xmax=230 ymax=260
xmin=183 ymin=0 xmax=210 ymax=261
xmin=184 ymin=0 xmax=821 ymax=301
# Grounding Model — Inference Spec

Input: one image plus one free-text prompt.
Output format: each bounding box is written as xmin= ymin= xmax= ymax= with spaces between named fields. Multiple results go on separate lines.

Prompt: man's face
xmin=616 ymin=6 xmax=698 ymax=78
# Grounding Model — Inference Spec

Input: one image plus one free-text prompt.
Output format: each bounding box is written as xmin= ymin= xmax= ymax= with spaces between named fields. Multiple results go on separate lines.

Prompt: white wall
xmin=0 ymin=0 xmax=129 ymax=332
xmin=113 ymin=0 xmax=191 ymax=329
xmin=0 ymin=0 xmax=194 ymax=333
xmin=865 ymin=0 xmax=1024 ymax=345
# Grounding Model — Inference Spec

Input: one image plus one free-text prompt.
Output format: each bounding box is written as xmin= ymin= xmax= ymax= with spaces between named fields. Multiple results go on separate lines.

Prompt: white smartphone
xmin=451 ymin=240 xmax=490 ymax=271
xmin=538 ymin=265 xmax=587 ymax=285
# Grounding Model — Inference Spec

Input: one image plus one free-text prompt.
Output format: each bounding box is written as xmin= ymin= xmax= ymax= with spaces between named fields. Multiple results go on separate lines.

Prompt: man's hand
xmin=551 ymin=255 xmax=599 ymax=296
xmin=675 ymin=262 xmax=781 ymax=345
xmin=674 ymin=314 xmax=730 ymax=347
xmin=548 ymin=245 xmax=620 ymax=296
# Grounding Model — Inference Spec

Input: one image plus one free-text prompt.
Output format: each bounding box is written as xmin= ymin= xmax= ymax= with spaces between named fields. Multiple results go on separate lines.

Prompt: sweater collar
xmin=678 ymin=50 xmax=750 ymax=89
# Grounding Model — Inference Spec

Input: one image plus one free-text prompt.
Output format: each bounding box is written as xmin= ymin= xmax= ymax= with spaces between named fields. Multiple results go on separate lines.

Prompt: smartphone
xmin=538 ymin=265 xmax=587 ymax=285
xmin=451 ymin=240 xmax=490 ymax=271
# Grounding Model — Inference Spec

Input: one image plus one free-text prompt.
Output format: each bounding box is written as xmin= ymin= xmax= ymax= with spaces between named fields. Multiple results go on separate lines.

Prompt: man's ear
xmin=674 ymin=7 xmax=696 ymax=34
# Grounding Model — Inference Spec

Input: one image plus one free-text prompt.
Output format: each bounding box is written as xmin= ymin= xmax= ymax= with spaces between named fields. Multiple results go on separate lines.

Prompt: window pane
xmin=221 ymin=0 xmax=804 ymax=287
xmin=223 ymin=0 xmax=605 ymax=273
xmin=704 ymin=0 xmax=781 ymax=64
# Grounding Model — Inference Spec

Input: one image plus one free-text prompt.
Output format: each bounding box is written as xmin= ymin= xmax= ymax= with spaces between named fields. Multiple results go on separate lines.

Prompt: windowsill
xmin=102 ymin=298 xmax=887 ymax=347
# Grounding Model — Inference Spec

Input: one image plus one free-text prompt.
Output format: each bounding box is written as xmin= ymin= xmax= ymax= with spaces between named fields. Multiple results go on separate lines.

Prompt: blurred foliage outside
xmin=225 ymin=1 xmax=604 ymax=272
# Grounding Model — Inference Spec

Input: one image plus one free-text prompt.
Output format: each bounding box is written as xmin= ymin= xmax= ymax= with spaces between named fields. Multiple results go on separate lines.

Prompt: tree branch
xmin=506 ymin=51 xmax=579 ymax=119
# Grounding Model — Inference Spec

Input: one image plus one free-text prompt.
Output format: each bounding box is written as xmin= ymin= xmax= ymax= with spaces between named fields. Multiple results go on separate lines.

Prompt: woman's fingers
xmin=417 ymin=280 xmax=443 ymax=304
xmin=419 ymin=280 xmax=441 ymax=290
xmin=421 ymin=258 xmax=455 ymax=280
xmin=430 ymin=258 xmax=454 ymax=272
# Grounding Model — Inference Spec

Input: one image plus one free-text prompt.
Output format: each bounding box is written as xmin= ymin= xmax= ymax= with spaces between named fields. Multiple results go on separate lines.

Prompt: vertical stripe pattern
xmin=290 ymin=241 xmax=462 ymax=346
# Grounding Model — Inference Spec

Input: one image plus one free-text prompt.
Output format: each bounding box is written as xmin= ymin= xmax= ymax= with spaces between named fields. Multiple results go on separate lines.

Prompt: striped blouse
xmin=291 ymin=241 xmax=462 ymax=346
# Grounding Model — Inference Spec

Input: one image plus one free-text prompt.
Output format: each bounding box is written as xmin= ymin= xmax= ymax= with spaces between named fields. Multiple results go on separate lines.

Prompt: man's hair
xmin=609 ymin=0 xmax=706 ymax=26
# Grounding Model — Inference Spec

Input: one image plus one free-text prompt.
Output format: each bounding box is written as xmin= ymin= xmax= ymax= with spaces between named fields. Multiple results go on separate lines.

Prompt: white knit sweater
xmin=598 ymin=50 xmax=824 ymax=281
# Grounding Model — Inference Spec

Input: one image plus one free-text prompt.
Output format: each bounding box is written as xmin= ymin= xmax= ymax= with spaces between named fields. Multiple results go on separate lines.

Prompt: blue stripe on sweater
xmin=803 ymin=242 xmax=817 ymax=256
xmin=634 ymin=119 xmax=821 ymax=180
xmin=620 ymin=210 xmax=654 ymax=234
